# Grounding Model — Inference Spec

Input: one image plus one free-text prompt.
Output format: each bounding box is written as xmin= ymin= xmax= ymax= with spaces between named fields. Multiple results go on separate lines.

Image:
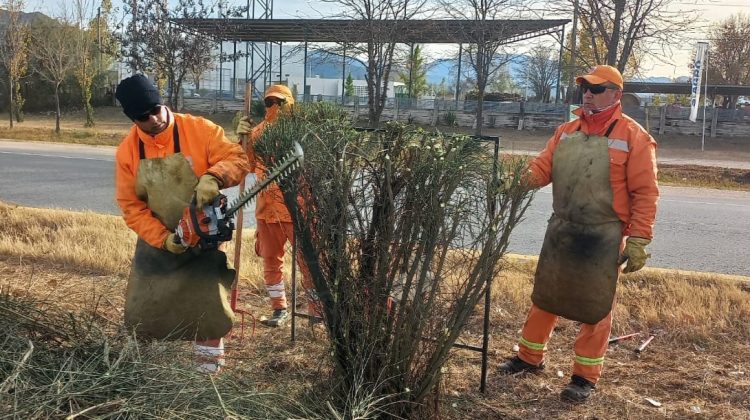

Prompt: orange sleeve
xmin=526 ymin=125 xmax=565 ymax=188
xmin=114 ymin=134 xmax=169 ymax=248
xmin=200 ymin=119 xmax=252 ymax=188
xmin=625 ymin=130 xmax=659 ymax=239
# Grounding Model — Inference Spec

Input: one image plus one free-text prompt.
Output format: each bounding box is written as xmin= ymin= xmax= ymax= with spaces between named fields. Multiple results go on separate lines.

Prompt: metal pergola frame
xmin=174 ymin=17 xmax=569 ymax=394
xmin=173 ymin=18 xmax=570 ymax=104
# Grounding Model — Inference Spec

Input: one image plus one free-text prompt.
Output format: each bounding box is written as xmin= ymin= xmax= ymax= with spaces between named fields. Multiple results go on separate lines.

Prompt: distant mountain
xmin=629 ymin=76 xmax=674 ymax=84
xmin=0 ymin=9 xmax=53 ymax=27
xmin=425 ymin=55 xmax=531 ymax=86
xmin=306 ymin=51 xmax=367 ymax=80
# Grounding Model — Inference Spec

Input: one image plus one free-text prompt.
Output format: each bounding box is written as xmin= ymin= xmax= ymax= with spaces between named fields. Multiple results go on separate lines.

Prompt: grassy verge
xmin=659 ymin=164 xmax=750 ymax=191
xmin=0 ymin=126 xmax=124 ymax=146
xmin=1 ymin=203 xmax=749 ymax=418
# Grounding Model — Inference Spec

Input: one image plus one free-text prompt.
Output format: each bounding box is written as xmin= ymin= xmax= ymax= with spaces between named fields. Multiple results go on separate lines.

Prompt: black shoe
xmin=497 ymin=356 xmax=545 ymax=375
xmin=262 ymin=309 xmax=289 ymax=328
xmin=560 ymin=375 xmax=595 ymax=403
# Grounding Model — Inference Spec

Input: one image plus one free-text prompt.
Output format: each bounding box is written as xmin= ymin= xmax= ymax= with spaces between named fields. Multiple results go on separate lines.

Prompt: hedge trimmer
xmin=174 ymin=141 xmax=303 ymax=250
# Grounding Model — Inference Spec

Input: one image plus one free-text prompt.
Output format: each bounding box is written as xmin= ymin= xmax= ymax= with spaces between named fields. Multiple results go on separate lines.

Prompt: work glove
xmin=163 ymin=232 xmax=187 ymax=254
xmin=618 ymin=237 xmax=651 ymax=273
xmin=195 ymin=174 xmax=221 ymax=208
xmin=235 ymin=116 xmax=253 ymax=136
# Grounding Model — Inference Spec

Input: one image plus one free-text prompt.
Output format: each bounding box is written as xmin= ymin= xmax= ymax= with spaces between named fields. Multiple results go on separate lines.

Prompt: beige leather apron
xmin=531 ymin=121 xmax=623 ymax=324
xmin=123 ymin=125 xmax=235 ymax=341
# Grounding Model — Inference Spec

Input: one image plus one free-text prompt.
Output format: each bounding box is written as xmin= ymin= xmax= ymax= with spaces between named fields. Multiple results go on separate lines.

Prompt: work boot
xmin=560 ymin=375 xmax=595 ymax=403
xmin=262 ymin=309 xmax=289 ymax=328
xmin=497 ymin=356 xmax=545 ymax=375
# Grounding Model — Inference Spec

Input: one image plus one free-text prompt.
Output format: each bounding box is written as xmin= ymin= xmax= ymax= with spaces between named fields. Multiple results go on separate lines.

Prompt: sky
xmin=23 ymin=0 xmax=750 ymax=79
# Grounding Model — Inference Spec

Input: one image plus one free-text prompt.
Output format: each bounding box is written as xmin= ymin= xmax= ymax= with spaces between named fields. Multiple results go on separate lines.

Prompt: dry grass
xmin=658 ymin=164 xmax=750 ymax=191
xmin=2 ymin=203 xmax=750 ymax=417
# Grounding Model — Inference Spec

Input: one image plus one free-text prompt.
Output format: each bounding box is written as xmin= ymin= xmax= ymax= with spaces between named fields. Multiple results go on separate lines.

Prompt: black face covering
xmin=115 ymin=74 xmax=163 ymax=121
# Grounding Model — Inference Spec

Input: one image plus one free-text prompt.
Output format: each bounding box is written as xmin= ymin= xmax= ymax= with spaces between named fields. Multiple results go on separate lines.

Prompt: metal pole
xmin=341 ymin=45 xmax=347 ymax=104
xmin=219 ymin=41 xmax=223 ymax=96
xmin=555 ymin=25 xmax=565 ymax=104
xmin=455 ymin=44 xmax=462 ymax=109
xmin=279 ymin=42 xmax=283 ymax=84
xmin=233 ymin=41 xmax=237 ymax=98
xmin=480 ymin=136 xmax=500 ymax=394
xmin=246 ymin=0 xmax=250 ymax=88
xmin=268 ymin=42 xmax=273 ymax=88
xmin=567 ymin=0 xmax=578 ymax=103
xmin=701 ymin=47 xmax=709 ymax=152
xmin=303 ymin=41 xmax=308 ymax=103
xmin=291 ymin=231 xmax=298 ymax=342
xmin=408 ymin=44 xmax=415 ymax=100
xmin=218 ymin=1 xmax=223 ymax=95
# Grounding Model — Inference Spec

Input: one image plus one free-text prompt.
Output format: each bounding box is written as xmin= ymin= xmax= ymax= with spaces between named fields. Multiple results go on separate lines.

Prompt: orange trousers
xmin=516 ymin=303 xmax=613 ymax=384
xmin=255 ymin=219 xmax=315 ymax=312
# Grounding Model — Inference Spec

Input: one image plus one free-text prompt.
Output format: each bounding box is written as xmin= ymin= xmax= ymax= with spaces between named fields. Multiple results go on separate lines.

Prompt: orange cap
xmin=264 ymin=84 xmax=294 ymax=104
xmin=575 ymin=65 xmax=623 ymax=90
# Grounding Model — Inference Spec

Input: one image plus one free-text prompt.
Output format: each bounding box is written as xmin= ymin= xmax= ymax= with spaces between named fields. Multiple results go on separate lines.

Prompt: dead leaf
xmin=645 ymin=397 xmax=662 ymax=407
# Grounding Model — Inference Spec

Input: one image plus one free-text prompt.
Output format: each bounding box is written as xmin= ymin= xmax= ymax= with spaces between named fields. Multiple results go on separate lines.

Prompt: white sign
xmin=689 ymin=42 xmax=709 ymax=122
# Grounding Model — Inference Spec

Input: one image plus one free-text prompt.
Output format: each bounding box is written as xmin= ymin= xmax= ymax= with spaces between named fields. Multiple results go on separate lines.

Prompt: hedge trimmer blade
xmin=225 ymin=141 xmax=304 ymax=219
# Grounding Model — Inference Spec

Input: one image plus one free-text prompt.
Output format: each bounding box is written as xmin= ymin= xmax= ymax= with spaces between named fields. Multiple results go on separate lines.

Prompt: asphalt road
xmin=2 ymin=140 xmax=749 ymax=276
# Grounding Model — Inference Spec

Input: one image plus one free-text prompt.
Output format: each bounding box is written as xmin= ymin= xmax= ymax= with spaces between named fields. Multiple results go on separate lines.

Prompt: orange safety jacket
xmin=115 ymin=109 xmax=251 ymax=248
xmin=527 ymin=104 xmax=659 ymax=239
xmin=245 ymin=120 xmax=293 ymax=223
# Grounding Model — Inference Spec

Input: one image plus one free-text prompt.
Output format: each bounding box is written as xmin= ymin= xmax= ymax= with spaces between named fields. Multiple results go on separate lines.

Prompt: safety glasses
xmin=134 ymin=105 xmax=162 ymax=122
xmin=581 ymin=84 xmax=609 ymax=95
xmin=264 ymin=97 xmax=286 ymax=108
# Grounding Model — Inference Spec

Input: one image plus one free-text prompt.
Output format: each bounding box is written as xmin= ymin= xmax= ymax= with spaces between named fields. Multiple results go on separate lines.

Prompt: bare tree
xmin=120 ymin=0 xmax=221 ymax=109
xmin=438 ymin=0 xmax=518 ymax=135
xmin=73 ymin=0 xmax=98 ymax=127
xmin=551 ymin=0 xmax=696 ymax=74
xmin=29 ymin=15 xmax=78 ymax=133
xmin=706 ymin=13 xmax=750 ymax=109
xmin=320 ymin=0 xmax=428 ymax=127
xmin=519 ymin=44 xmax=559 ymax=102
xmin=0 ymin=0 xmax=29 ymax=127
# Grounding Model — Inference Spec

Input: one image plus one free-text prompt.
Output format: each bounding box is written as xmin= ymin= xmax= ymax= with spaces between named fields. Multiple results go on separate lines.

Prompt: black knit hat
xmin=115 ymin=74 xmax=162 ymax=120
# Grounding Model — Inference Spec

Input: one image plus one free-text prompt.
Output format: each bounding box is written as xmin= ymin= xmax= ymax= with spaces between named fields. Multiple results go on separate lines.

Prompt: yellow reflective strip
xmin=575 ymin=355 xmax=605 ymax=366
xmin=519 ymin=337 xmax=545 ymax=351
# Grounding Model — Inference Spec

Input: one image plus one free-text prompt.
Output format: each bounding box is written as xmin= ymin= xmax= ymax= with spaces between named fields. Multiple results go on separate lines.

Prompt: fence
xmin=181 ymin=94 xmax=750 ymax=138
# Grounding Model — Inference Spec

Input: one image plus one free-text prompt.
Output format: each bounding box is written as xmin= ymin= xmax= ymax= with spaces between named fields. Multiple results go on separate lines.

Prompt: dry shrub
xmin=255 ymin=103 xmax=534 ymax=417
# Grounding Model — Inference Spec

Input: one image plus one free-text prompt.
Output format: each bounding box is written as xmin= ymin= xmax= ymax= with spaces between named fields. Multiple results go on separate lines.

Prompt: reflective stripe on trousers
xmin=517 ymin=303 xmax=613 ymax=384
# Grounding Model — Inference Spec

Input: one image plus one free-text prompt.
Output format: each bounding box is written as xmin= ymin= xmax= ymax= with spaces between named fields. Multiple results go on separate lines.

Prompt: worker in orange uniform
xmin=497 ymin=66 xmax=659 ymax=403
xmin=236 ymin=84 xmax=317 ymax=327
xmin=114 ymin=75 xmax=250 ymax=373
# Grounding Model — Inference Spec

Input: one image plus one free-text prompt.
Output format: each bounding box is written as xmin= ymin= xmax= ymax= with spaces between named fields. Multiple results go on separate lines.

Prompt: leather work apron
xmin=124 ymin=125 xmax=235 ymax=341
xmin=531 ymin=121 xmax=623 ymax=324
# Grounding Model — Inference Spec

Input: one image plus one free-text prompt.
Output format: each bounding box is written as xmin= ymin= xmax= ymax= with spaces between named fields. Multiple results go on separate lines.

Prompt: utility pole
xmin=566 ymin=0 xmax=578 ymax=103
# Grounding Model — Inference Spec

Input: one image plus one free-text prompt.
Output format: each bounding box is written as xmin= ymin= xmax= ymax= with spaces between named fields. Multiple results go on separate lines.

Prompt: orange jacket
xmin=527 ymin=104 xmax=659 ymax=239
xmin=243 ymin=85 xmax=296 ymax=223
xmin=246 ymin=120 xmax=292 ymax=223
xmin=115 ymin=109 xmax=251 ymax=248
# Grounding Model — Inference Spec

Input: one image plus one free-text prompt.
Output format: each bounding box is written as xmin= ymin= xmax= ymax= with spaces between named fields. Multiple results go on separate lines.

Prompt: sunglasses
xmin=581 ymin=84 xmax=610 ymax=95
xmin=134 ymin=105 xmax=162 ymax=122
xmin=264 ymin=97 xmax=286 ymax=108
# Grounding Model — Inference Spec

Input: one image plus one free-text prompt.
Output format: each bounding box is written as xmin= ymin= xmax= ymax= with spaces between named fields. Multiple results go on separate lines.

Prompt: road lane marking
xmin=659 ymin=197 xmax=750 ymax=209
xmin=0 ymin=150 xmax=113 ymax=162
